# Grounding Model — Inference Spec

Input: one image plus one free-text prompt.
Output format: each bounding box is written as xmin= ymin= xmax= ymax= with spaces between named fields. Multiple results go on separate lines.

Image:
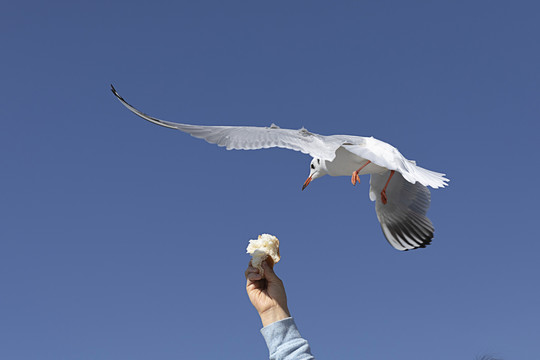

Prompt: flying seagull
xmin=111 ymin=85 xmax=449 ymax=251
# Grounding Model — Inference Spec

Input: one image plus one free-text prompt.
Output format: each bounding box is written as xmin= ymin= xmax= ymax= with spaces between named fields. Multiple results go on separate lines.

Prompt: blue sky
xmin=1 ymin=1 xmax=539 ymax=359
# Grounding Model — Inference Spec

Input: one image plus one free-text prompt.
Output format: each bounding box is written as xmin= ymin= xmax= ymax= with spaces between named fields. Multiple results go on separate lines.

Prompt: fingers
xmin=245 ymin=258 xmax=278 ymax=283
xmin=245 ymin=263 xmax=262 ymax=281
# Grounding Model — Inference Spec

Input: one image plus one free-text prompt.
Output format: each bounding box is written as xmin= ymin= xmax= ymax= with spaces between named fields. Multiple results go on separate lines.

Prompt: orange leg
xmin=351 ymin=161 xmax=371 ymax=186
xmin=380 ymin=170 xmax=395 ymax=205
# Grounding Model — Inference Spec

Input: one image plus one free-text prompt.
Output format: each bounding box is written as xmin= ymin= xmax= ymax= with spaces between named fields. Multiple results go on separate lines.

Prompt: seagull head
xmin=302 ymin=157 xmax=326 ymax=191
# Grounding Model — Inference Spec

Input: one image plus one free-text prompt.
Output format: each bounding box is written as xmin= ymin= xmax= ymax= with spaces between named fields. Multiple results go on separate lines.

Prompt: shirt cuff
xmin=260 ymin=317 xmax=302 ymax=353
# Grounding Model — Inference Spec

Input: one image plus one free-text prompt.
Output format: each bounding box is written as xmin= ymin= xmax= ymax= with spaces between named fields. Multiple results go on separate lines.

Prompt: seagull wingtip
xmin=110 ymin=84 xmax=124 ymax=101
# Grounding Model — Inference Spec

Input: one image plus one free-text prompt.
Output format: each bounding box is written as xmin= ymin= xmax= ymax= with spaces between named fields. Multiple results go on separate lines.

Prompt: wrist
xmin=259 ymin=305 xmax=291 ymax=327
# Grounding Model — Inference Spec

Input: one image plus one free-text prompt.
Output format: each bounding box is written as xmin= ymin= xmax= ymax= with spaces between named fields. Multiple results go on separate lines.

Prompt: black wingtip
xmin=110 ymin=84 xmax=124 ymax=101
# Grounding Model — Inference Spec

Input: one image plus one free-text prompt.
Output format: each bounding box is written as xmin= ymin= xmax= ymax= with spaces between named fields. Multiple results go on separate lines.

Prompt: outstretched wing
xmin=369 ymin=170 xmax=435 ymax=251
xmin=111 ymin=85 xmax=343 ymax=161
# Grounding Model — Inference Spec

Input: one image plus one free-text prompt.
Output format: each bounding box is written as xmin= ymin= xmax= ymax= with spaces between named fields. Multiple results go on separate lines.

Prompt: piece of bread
xmin=246 ymin=234 xmax=280 ymax=277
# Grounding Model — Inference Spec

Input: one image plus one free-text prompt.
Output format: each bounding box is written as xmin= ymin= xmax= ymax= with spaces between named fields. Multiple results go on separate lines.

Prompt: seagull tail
xmin=403 ymin=161 xmax=449 ymax=189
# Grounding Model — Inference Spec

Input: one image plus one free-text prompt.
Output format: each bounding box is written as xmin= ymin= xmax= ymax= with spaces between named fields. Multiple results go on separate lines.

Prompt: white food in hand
xmin=246 ymin=234 xmax=280 ymax=276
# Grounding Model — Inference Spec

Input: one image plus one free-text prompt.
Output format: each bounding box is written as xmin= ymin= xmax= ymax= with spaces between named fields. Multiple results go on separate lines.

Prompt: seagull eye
xmin=311 ymin=164 xmax=315 ymax=169
xmin=317 ymin=159 xmax=321 ymax=164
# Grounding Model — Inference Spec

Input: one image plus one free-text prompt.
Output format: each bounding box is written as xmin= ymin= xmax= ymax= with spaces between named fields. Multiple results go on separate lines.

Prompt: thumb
xmin=262 ymin=259 xmax=280 ymax=282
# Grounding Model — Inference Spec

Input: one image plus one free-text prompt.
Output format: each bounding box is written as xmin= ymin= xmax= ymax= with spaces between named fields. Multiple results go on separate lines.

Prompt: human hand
xmin=245 ymin=258 xmax=290 ymax=327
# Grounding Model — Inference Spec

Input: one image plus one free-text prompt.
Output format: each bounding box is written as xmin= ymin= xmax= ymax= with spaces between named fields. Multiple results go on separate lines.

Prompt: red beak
xmin=302 ymin=176 xmax=312 ymax=191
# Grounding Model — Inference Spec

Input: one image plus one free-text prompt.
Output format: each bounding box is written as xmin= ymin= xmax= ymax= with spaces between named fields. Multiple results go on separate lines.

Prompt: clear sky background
xmin=1 ymin=1 xmax=539 ymax=359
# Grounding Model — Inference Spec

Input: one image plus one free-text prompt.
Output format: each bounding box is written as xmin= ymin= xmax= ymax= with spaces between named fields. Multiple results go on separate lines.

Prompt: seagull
xmin=111 ymin=85 xmax=449 ymax=251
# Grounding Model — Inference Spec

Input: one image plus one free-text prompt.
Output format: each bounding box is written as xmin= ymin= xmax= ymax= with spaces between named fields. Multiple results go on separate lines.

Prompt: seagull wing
xmin=369 ymin=170 xmax=435 ymax=251
xmin=111 ymin=85 xmax=342 ymax=161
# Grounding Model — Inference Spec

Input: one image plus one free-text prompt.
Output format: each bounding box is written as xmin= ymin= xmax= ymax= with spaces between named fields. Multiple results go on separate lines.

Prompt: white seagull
xmin=111 ymin=85 xmax=449 ymax=251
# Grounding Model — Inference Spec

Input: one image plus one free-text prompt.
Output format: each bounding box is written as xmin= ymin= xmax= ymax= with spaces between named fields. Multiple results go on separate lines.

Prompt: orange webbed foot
xmin=351 ymin=171 xmax=361 ymax=186
xmin=380 ymin=170 xmax=395 ymax=205
xmin=351 ymin=161 xmax=371 ymax=187
xmin=381 ymin=190 xmax=388 ymax=205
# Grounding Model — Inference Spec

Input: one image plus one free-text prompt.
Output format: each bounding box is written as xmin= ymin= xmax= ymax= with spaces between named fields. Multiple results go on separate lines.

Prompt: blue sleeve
xmin=260 ymin=317 xmax=315 ymax=360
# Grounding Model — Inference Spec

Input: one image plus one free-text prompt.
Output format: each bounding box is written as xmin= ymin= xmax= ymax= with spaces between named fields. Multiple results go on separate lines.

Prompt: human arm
xmin=245 ymin=260 xmax=315 ymax=359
